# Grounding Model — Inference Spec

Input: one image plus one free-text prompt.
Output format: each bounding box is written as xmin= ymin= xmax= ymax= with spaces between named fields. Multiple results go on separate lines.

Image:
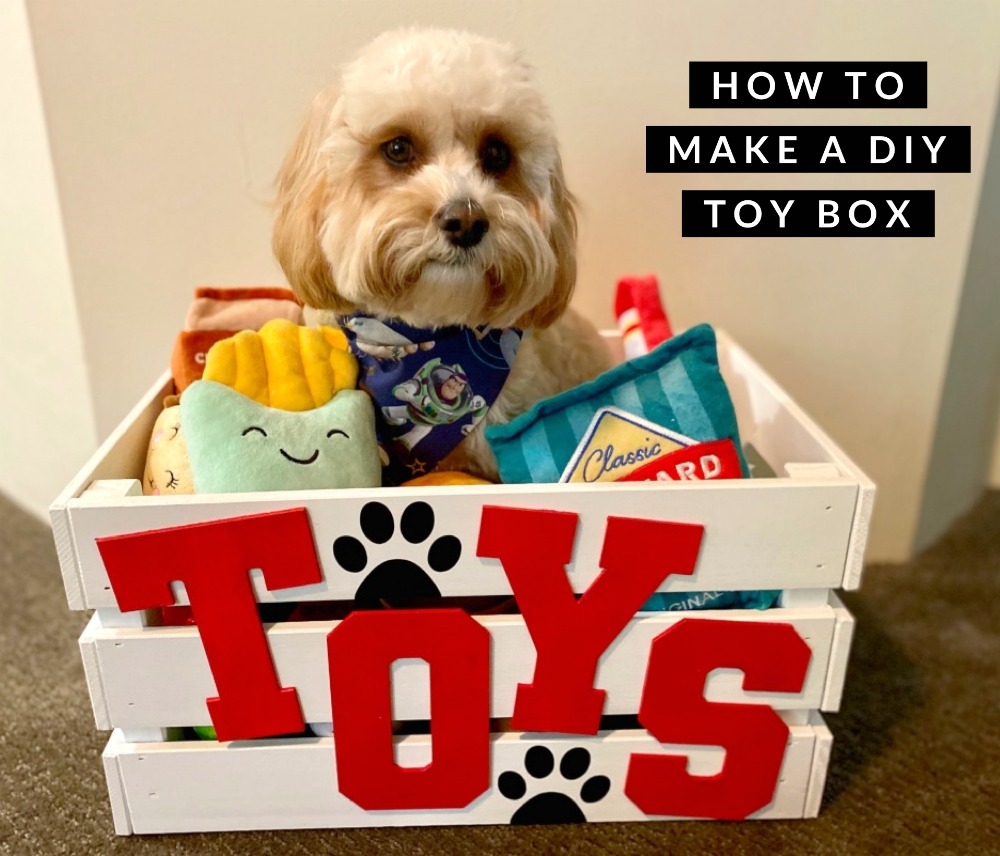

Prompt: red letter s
xmin=626 ymin=619 xmax=812 ymax=820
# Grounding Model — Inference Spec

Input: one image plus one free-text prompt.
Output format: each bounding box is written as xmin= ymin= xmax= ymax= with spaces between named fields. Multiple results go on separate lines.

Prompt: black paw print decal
xmin=333 ymin=501 xmax=461 ymax=609
xmin=498 ymin=746 xmax=611 ymax=825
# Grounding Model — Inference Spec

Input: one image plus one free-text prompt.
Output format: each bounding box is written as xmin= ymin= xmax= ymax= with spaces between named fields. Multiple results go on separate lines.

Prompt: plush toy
xmin=141 ymin=399 xmax=194 ymax=496
xmin=485 ymin=324 xmax=748 ymax=485
xmin=403 ymin=471 xmax=493 ymax=487
xmin=200 ymin=319 xmax=357 ymax=410
xmin=170 ymin=286 xmax=303 ymax=393
xmin=143 ymin=319 xmax=381 ymax=495
xmin=182 ymin=319 xmax=379 ymax=493
xmin=614 ymin=274 xmax=672 ymax=360
xmin=182 ymin=381 xmax=379 ymax=493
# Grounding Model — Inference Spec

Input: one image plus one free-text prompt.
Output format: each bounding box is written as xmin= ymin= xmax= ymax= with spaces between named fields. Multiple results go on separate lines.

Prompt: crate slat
xmin=80 ymin=602 xmax=848 ymax=730
xmin=66 ymin=478 xmax=857 ymax=610
xmin=106 ymin=719 xmax=828 ymax=834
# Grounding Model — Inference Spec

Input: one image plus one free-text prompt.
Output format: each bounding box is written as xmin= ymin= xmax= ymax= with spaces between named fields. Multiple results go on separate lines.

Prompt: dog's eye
xmin=480 ymin=137 xmax=512 ymax=175
xmin=381 ymin=136 xmax=416 ymax=167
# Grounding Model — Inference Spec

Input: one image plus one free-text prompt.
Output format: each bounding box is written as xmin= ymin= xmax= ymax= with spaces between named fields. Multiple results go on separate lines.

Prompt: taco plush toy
xmin=142 ymin=399 xmax=193 ymax=496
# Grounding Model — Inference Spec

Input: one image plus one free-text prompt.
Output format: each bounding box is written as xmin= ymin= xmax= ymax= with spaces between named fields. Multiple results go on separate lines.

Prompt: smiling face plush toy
xmin=175 ymin=319 xmax=382 ymax=494
xmin=181 ymin=382 xmax=379 ymax=493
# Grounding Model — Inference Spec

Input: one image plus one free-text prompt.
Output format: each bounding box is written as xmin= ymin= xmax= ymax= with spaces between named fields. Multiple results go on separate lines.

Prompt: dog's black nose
xmin=434 ymin=199 xmax=489 ymax=248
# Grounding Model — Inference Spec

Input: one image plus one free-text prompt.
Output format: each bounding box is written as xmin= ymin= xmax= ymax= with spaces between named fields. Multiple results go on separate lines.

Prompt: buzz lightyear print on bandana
xmin=339 ymin=314 xmax=522 ymax=485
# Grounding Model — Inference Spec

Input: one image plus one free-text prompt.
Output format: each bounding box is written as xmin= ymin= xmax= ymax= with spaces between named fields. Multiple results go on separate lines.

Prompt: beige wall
xmin=0 ymin=0 xmax=97 ymax=518
xmin=23 ymin=0 xmax=1000 ymax=559
xmin=915 ymin=93 xmax=1000 ymax=552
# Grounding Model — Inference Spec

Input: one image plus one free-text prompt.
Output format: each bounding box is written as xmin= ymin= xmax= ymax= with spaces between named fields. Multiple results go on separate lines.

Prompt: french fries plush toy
xmin=142 ymin=319 xmax=381 ymax=494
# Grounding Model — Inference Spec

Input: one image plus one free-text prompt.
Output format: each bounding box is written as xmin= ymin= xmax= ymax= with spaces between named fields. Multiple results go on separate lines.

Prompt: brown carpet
xmin=2 ymin=491 xmax=998 ymax=855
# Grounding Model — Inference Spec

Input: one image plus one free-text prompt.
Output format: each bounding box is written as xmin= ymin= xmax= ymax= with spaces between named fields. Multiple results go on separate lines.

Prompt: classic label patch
xmin=619 ymin=437 xmax=744 ymax=483
xmin=559 ymin=407 xmax=695 ymax=483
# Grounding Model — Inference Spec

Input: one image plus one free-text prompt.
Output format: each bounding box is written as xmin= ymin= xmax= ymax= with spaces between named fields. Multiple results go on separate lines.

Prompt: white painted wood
xmin=103 ymin=717 xmax=825 ymax=833
xmin=718 ymin=333 xmax=857 ymax=477
xmin=48 ymin=501 xmax=84 ymax=610
xmin=65 ymin=479 xmax=857 ymax=610
xmin=122 ymin=729 xmax=173 ymax=743
xmin=778 ymin=589 xmax=831 ymax=609
xmin=81 ymin=479 xmax=144 ymax=501
xmin=784 ymin=463 xmax=842 ymax=480
xmin=717 ymin=332 xmax=876 ymax=589
xmin=844 ymin=481 xmax=877 ymax=590
xmin=95 ymin=608 xmax=146 ymax=629
xmin=49 ymin=373 xmax=171 ymax=610
xmin=781 ymin=710 xmax=811 ymax=726
xmin=85 ymin=605 xmax=846 ymax=730
xmin=101 ymin=731 xmax=133 ymax=835
xmin=804 ymin=711 xmax=834 ymax=818
xmin=50 ymin=372 xmax=171 ymax=505
xmin=821 ymin=593 xmax=856 ymax=713
xmin=79 ymin=613 xmax=112 ymax=731
xmin=53 ymin=481 xmax=142 ymax=613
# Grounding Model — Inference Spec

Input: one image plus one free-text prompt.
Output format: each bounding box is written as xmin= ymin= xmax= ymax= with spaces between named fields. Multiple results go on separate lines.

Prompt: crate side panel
xmin=804 ymin=712 xmax=834 ymax=818
xmin=109 ymin=723 xmax=823 ymax=833
xmin=49 ymin=502 xmax=84 ymax=610
xmin=843 ymin=481 xmax=877 ymax=589
xmin=101 ymin=732 xmax=134 ymax=835
xmin=718 ymin=332 xmax=876 ymax=588
xmin=53 ymin=372 xmax=171 ymax=507
xmin=718 ymin=332 xmax=864 ymax=479
xmin=68 ymin=480 xmax=855 ymax=609
xmin=79 ymin=613 xmax=112 ymax=730
xmin=50 ymin=373 xmax=170 ymax=610
xmin=821 ymin=594 xmax=856 ymax=712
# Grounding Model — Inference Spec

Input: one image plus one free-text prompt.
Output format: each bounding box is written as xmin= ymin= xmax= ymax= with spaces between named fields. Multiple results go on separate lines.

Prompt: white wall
xmin=0 ymin=0 xmax=97 ymax=519
xmin=23 ymin=0 xmax=1000 ymax=559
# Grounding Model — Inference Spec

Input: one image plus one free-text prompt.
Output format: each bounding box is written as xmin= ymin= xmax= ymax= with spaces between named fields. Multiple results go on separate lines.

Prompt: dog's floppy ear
xmin=272 ymin=84 xmax=350 ymax=311
xmin=515 ymin=153 xmax=578 ymax=329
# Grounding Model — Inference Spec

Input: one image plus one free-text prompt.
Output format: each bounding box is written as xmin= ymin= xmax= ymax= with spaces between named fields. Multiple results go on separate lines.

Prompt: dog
xmin=273 ymin=28 xmax=612 ymax=482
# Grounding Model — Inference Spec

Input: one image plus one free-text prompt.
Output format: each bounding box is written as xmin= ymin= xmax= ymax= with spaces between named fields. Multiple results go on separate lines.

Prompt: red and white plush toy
xmin=614 ymin=274 xmax=672 ymax=359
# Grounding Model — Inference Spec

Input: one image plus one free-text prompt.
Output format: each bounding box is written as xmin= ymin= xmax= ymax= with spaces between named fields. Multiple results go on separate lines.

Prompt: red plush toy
xmin=614 ymin=274 xmax=672 ymax=359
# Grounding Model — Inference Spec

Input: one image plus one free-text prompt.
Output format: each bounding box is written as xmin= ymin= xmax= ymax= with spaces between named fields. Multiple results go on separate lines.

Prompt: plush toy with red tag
xmin=614 ymin=274 xmax=672 ymax=359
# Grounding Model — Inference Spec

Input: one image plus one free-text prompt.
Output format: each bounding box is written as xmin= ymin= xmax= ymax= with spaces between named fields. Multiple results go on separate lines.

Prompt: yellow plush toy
xmin=403 ymin=471 xmax=493 ymax=487
xmin=203 ymin=319 xmax=358 ymax=411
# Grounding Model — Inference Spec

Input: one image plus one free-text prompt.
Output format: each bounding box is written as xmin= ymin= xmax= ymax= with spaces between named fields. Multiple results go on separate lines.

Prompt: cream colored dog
xmin=273 ymin=28 xmax=611 ymax=480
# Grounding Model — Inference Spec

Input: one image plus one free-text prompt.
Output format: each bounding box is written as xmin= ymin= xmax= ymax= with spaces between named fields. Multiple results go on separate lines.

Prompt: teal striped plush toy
xmin=485 ymin=324 xmax=749 ymax=485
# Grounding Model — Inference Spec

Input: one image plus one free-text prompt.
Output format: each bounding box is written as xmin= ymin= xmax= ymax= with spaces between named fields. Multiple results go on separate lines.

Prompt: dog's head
xmin=273 ymin=28 xmax=576 ymax=330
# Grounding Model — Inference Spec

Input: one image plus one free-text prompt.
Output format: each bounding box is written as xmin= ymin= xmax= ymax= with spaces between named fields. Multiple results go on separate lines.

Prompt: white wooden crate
xmin=51 ymin=330 xmax=874 ymax=834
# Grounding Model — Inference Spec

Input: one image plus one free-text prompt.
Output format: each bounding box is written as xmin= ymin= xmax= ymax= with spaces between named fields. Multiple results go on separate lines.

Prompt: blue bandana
xmin=339 ymin=314 xmax=522 ymax=485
